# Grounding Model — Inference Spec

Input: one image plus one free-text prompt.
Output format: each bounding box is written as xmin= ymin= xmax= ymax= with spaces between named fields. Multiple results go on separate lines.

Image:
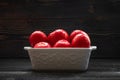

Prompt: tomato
xmin=29 ymin=31 xmax=47 ymax=47
xmin=53 ymin=39 xmax=71 ymax=48
xmin=70 ymin=30 xmax=89 ymax=42
xmin=29 ymin=29 xmax=91 ymax=48
xmin=48 ymin=29 xmax=69 ymax=46
xmin=71 ymin=34 xmax=91 ymax=48
xmin=34 ymin=42 xmax=51 ymax=48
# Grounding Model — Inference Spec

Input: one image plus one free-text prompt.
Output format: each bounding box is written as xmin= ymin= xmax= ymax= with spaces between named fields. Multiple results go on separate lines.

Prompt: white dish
xmin=24 ymin=46 xmax=97 ymax=71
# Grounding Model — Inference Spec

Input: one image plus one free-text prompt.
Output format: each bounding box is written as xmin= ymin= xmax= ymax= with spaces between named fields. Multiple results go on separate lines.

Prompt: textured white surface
xmin=24 ymin=46 xmax=97 ymax=70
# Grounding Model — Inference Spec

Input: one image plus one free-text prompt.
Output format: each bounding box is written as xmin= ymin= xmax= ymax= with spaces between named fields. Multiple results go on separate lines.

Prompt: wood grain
xmin=0 ymin=0 xmax=120 ymax=58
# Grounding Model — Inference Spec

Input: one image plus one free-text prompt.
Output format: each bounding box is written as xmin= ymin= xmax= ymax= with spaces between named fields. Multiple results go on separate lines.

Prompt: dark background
xmin=0 ymin=0 xmax=120 ymax=58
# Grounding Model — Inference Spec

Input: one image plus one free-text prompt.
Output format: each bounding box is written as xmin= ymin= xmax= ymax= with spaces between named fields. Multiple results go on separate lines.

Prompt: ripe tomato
xmin=29 ymin=31 xmax=47 ymax=47
xmin=70 ymin=30 xmax=89 ymax=41
xmin=53 ymin=39 xmax=71 ymax=48
xmin=71 ymin=34 xmax=91 ymax=48
xmin=34 ymin=42 xmax=51 ymax=48
xmin=48 ymin=29 xmax=69 ymax=46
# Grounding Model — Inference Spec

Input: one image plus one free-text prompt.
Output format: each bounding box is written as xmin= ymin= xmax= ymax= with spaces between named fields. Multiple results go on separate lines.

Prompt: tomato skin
xmin=70 ymin=30 xmax=89 ymax=42
xmin=71 ymin=34 xmax=91 ymax=48
xmin=34 ymin=42 xmax=51 ymax=48
xmin=29 ymin=31 xmax=47 ymax=47
xmin=48 ymin=29 xmax=69 ymax=46
xmin=29 ymin=29 xmax=91 ymax=48
xmin=53 ymin=39 xmax=71 ymax=48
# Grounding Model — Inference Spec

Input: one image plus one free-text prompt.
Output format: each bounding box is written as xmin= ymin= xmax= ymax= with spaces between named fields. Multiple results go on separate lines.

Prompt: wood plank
xmin=0 ymin=34 xmax=120 ymax=58
xmin=0 ymin=59 xmax=120 ymax=79
xmin=0 ymin=0 xmax=120 ymax=58
xmin=0 ymin=0 xmax=119 ymax=34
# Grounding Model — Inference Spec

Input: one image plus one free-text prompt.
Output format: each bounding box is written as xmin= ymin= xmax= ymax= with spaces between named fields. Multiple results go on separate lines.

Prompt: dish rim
xmin=24 ymin=46 xmax=97 ymax=50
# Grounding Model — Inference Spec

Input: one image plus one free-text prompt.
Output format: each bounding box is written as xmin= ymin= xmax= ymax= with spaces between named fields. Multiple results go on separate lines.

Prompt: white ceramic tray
xmin=24 ymin=46 xmax=97 ymax=71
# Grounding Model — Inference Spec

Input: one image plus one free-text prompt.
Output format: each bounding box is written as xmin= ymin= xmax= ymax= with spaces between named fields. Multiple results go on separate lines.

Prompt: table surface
xmin=0 ymin=59 xmax=120 ymax=80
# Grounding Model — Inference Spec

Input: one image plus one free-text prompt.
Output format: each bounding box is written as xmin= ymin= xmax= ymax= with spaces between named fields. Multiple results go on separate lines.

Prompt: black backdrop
xmin=0 ymin=0 xmax=120 ymax=58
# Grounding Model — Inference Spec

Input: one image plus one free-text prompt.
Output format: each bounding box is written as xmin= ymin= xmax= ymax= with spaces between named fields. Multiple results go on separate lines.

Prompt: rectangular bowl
xmin=24 ymin=46 xmax=97 ymax=71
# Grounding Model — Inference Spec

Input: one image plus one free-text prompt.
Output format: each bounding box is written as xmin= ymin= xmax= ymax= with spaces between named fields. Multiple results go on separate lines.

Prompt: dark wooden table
xmin=0 ymin=59 xmax=120 ymax=80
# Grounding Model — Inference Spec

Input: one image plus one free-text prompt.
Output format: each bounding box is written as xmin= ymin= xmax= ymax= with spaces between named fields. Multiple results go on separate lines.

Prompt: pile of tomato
xmin=29 ymin=29 xmax=91 ymax=48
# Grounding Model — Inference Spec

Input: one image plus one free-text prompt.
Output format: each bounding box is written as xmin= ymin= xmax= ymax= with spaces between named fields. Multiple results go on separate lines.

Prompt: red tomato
xmin=48 ymin=29 xmax=69 ymax=46
xmin=34 ymin=42 xmax=51 ymax=48
xmin=70 ymin=30 xmax=89 ymax=41
xmin=71 ymin=34 xmax=91 ymax=48
xmin=54 ymin=39 xmax=71 ymax=47
xmin=29 ymin=31 xmax=47 ymax=47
